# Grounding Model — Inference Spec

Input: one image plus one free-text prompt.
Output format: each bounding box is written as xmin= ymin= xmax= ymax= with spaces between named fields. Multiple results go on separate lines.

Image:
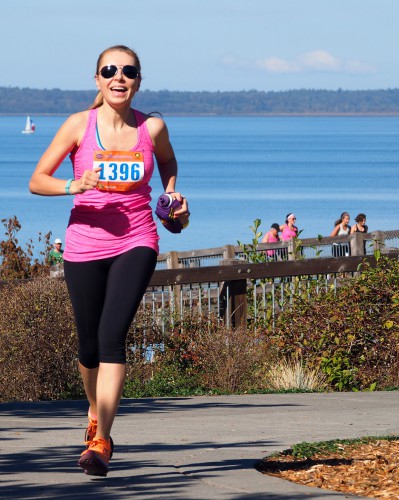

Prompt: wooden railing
xmin=147 ymin=250 xmax=399 ymax=329
xmin=156 ymin=229 xmax=399 ymax=269
xmin=24 ymin=229 xmax=399 ymax=329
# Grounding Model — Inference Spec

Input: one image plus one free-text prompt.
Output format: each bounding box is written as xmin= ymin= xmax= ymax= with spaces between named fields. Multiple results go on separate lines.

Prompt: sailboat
xmin=22 ymin=115 xmax=35 ymax=134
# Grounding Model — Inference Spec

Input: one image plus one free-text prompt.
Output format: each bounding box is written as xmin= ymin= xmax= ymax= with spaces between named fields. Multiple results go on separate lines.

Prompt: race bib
xmin=93 ymin=150 xmax=145 ymax=192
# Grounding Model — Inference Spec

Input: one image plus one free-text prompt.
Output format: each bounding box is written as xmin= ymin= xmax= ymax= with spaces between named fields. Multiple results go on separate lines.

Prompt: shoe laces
xmin=85 ymin=415 xmax=97 ymax=444
xmin=88 ymin=438 xmax=112 ymax=462
xmin=86 ymin=421 xmax=97 ymax=441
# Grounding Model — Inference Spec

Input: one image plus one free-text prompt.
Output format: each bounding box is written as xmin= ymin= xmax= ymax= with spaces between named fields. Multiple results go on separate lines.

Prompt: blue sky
xmin=1 ymin=0 xmax=398 ymax=92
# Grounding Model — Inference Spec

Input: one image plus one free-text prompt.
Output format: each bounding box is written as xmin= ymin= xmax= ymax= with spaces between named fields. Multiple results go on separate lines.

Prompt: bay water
xmin=0 ymin=115 xmax=398 ymax=256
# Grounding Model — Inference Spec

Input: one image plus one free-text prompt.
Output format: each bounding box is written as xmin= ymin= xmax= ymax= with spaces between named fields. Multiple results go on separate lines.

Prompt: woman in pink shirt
xmin=279 ymin=213 xmax=298 ymax=260
xmin=280 ymin=213 xmax=298 ymax=241
xmin=262 ymin=223 xmax=281 ymax=259
xmin=30 ymin=45 xmax=189 ymax=477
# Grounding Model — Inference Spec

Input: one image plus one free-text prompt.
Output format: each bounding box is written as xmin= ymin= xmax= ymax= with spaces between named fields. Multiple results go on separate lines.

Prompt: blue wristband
xmin=65 ymin=178 xmax=74 ymax=195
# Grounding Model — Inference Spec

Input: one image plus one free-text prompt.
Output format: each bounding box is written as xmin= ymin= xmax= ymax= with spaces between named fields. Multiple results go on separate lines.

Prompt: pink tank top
xmin=63 ymin=108 xmax=159 ymax=262
xmin=281 ymin=225 xmax=297 ymax=241
xmin=265 ymin=232 xmax=279 ymax=257
xmin=266 ymin=232 xmax=279 ymax=244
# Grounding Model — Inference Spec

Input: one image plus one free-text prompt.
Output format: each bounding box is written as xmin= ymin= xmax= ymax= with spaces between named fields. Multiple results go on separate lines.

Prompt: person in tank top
xmin=330 ymin=212 xmax=351 ymax=257
xmin=262 ymin=222 xmax=281 ymax=259
xmin=280 ymin=213 xmax=298 ymax=241
xmin=350 ymin=214 xmax=368 ymax=254
xmin=29 ymin=45 xmax=190 ymax=477
xmin=279 ymin=213 xmax=299 ymax=260
xmin=330 ymin=212 xmax=351 ymax=237
xmin=351 ymin=213 xmax=368 ymax=234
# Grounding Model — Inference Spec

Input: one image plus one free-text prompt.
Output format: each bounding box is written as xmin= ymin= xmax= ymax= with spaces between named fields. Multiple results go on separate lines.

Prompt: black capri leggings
xmin=64 ymin=246 xmax=158 ymax=368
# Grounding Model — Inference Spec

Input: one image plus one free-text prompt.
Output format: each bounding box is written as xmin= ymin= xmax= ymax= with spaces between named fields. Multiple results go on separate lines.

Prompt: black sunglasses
xmin=99 ymin=65 xmax=139 ymax=79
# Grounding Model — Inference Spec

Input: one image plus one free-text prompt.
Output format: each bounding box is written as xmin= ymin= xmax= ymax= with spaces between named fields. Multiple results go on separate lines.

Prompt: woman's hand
xmin=169 ymin=192 xmax=190 ymax=226
xmin=72 ymin=167 xmax=102 ymax=194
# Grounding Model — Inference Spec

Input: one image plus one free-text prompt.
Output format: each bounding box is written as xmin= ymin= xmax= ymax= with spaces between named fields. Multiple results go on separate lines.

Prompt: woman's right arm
xmin=29 ymin=112 xmax=99 ymax=196
xmin=262 ymin=232 xmax=270 ymax=243
xmin=330 ymin=224 xmax=340 ymax=237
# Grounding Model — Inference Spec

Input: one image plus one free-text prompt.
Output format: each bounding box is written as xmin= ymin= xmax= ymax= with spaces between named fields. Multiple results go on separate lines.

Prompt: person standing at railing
xmin=29 ymin=44 xmax=190 ymax=478
xmin=280 ymin=213 xmax=298 ymax=259
xmin=48 ymin=238 xmax=64 ymax=265
xmin=350 ymin=214 xmax=368 ymax=254
xmin=262 ymin=223 xmax=281 ymax=260
xmin=351 ymin=214 xmax=368 ymax=234
xmin=280 ymin=213 xmax=298 ymax=240
xmin=330 ymin=212 xmax=351 ymax=257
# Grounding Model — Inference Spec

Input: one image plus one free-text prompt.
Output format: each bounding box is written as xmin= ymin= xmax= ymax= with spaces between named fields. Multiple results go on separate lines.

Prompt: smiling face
xmin=342 ymin=214 xmax=350 ymax=225
xmin=95 ymin=49 xmax=141 ymax=107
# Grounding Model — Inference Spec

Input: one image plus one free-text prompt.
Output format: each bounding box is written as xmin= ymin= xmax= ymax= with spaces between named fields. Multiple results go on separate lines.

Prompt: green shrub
xmin=0 ymin=216 xmax=51 ymax=279
xmin=2 ymin=253 xmax=399 ymax=401
xmin=162 ymin=315 xmax=271 ymax=393
xmin=124 ymin=309 xmax=167 ymax=397
xmin=0 ymin=278 xmax=82 ymax=401
xmin=124 ymin=313 xmax=274 ymax=397
xmin=270 ymin=256 xmax=399 ymax=390
xmin=0 ymin=281 xmax=171 ymax=402
xmin=124 ymin=364 xmax=203 ymax=398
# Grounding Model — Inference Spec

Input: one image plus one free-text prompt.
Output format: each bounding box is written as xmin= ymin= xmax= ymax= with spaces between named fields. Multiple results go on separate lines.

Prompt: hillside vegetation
xmin=1 ymin=87 xmax=399 ymax=115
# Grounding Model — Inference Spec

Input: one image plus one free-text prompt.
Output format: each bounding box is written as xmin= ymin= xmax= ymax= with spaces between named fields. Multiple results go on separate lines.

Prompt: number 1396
xmin=98 ymin=162 xmax=142 ymax=181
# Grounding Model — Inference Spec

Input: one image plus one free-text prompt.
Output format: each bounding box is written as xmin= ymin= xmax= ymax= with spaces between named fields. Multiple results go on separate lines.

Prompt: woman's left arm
xmin=146 ymin=115 xmax=177 ymax=190
xmin=147 ymin=116 xmax=189 ymax=220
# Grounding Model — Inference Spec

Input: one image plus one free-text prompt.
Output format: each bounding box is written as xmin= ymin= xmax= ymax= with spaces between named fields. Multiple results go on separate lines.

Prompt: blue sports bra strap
xmin=95 ymin=121 xmax=105 ymax=150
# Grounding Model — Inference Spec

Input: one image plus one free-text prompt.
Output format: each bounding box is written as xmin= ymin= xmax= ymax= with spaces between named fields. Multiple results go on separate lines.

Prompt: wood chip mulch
xmin=257 ymin=439 xmax=399 ymax=498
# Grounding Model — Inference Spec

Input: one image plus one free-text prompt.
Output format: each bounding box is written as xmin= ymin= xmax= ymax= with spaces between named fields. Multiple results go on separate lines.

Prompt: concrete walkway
xmin=1 ymin=392 xmax=398 ymax=499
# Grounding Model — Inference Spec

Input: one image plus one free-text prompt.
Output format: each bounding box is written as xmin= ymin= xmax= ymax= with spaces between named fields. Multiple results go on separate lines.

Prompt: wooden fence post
xmin=350 ymin=232 xmax=365 ymax=256
xmin=166 ymin=251 xmax=181 ymax=316
xmin=166 ymin=251 xmax=179 ymax=270
xmin=371 ymin=230 xmax=385 ymax=253
xmin=287 ymin=239 xmax=296 ymax=260
xmin=223 ymin=244 xmax=237 ymax=260
xmin=219 ymin=259 xmax=247 ymax=329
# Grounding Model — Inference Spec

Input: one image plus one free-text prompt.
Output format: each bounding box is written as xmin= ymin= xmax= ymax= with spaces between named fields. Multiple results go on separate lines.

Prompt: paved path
xmin=1 ymin=392 xmax=398 ymax=499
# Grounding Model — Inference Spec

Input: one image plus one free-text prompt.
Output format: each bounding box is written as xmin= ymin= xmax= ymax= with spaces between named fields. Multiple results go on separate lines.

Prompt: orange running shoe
xmin=84 ymin=412 xmax=97 ymax=443
xmin=84 ymin=413 xmax=114 ymax=458
xmin=78 ymin=437 xmax=112 ymax=476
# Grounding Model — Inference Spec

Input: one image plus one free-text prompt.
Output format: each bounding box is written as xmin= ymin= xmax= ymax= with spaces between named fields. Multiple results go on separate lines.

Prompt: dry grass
xmin=266 ymin=359 xmax=328 ymax=392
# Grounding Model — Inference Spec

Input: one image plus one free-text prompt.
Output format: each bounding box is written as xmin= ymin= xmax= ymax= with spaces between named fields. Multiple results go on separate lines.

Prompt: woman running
xmin=29 ymin=45 xmax=189 ymax=477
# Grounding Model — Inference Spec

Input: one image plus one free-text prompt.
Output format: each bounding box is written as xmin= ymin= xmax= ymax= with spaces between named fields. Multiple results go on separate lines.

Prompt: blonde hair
xmin=89 ymin=45 xmax=142 ymax=110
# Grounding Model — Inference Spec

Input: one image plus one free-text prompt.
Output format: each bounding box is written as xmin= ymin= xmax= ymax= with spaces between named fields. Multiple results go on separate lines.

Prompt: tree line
xmin=1 ymin=86 xmax=399 ymax=115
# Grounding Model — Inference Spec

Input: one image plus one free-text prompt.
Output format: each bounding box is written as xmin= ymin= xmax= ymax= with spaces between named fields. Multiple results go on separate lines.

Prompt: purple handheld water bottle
xmin=155 ymin=193 xmax=184 ymax=233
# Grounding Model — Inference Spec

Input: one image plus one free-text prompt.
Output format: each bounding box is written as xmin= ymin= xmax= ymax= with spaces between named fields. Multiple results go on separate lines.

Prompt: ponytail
xmin=334 ymin=211 xmax=349 ymax=227
xmin=88 ymin=91 xmax=104 ymax=110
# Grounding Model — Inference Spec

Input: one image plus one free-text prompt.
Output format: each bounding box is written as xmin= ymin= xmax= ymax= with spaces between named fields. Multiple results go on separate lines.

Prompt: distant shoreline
xmin=2 ymin=112 xmax=399 ymax=117
xmin=2 ymin=87 xmax=399 ymax=115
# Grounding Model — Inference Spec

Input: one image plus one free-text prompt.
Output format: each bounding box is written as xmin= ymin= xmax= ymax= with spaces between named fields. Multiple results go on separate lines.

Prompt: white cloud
xmin=256 ymin=57 xmax=299 ymax=73
xmin=297 ymin=50 xmax=341 ymax=71
xmin=224 ymin=50 xmax=377 ymax=75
